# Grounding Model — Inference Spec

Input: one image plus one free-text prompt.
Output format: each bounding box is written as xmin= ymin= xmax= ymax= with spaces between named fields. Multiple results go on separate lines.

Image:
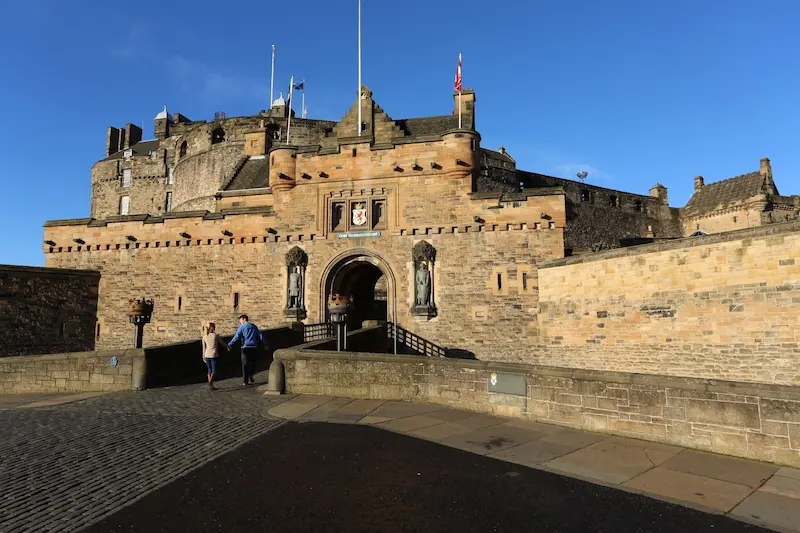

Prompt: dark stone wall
xmin=0 ymin=266 xmax=100 ymax=357
xmin=520 ymin=172 xmax=682 ymax=253
xmin=476 ymin=149 xmax=518 ymax=194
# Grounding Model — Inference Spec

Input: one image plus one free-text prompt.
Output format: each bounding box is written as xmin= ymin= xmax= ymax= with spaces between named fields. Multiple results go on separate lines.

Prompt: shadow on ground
xmin=84 ymin=422 xmax=769 ymax=533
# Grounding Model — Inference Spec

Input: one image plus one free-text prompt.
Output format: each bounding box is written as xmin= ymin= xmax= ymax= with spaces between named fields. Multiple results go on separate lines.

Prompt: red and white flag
xmin=454 ymin=52 xmax=462 ymax=93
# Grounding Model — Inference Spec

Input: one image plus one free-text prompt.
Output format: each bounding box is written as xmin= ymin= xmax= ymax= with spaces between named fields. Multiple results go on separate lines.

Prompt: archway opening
xmin=325 ymin=256 xmax=391 ymax=330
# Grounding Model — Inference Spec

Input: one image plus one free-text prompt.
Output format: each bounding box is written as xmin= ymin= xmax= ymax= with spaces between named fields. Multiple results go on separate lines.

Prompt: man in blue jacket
xmin=227 ymin=314 xmax=264 ymax=386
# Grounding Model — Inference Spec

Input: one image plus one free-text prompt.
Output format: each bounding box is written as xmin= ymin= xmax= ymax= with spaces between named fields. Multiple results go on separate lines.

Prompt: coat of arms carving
xmin=352 ymin=203 xmax=367 ymax=226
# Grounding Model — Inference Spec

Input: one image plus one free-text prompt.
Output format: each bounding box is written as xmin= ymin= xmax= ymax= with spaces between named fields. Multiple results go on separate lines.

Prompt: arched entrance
xmin=321 ymin=250 xmax=395 ymax=330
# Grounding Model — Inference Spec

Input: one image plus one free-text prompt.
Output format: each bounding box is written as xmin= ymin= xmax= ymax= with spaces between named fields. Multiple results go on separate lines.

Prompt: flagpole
xmin=301 ymin=80 xmax=306 ymax=119
xmin=357 ymin=0 xmax=362 ymax=136
xmin=270 ymin=45 xmax=275 ymax=108
xmin=287 ymin=75 xmax=294 ymax=144
xmin=458 ymin=52 xmax=462 ymax=129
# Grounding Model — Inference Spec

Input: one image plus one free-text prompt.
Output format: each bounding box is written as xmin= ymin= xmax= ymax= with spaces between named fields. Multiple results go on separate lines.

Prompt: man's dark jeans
xmin=241 ymin=346 xmax=258 ymax=383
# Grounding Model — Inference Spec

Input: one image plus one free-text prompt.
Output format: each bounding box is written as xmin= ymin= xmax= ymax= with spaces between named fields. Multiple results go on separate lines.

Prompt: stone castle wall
xmin=531 ymin=221 xmax=800 ymax=384
xmin=43 ymin=217 xmax=563 ymax=356
xmin=91 ymin=153 xmax=171 ymax=219
xmin=91 ymin=115 xmax=337 ymax=219
xmin=277 ymin=348 xmax=800 ymax=467
xmin=0 ymin=349 xmax=142 ymax=393
xmin=0 ymin=265 xmax=100 ymax=357
xmin=519 ymin=172 xmax=682 ymax=252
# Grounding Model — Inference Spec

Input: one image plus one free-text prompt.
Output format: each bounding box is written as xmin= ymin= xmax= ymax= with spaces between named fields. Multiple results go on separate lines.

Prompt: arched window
xmin=634 ymin=200 xmax=643 ymax=212
xmin=179 ymin=141 xmax=187 ymax=159
xmin=609 ymin=195 xmax=619 ymax=207
xmin=211 ymin=127 xmax=226 ymax=144
xmin=580 ymin=189 xmax=591 ymax=203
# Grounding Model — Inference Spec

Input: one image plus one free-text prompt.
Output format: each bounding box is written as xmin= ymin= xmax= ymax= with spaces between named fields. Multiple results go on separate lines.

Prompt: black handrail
xmin=387 ymin=322 xmax=446 ymax=357
xmin=303 ymin=322 xmax=334 ymax=342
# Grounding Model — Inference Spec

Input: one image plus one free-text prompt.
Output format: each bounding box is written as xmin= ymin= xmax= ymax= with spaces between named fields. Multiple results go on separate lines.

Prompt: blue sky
xmin=1 ymin=0 xmax=798 ymax=266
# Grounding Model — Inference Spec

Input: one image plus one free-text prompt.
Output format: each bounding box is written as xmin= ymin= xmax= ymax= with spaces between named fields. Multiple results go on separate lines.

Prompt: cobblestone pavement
xmin=0 ymin=372 xmax=285 ymax=533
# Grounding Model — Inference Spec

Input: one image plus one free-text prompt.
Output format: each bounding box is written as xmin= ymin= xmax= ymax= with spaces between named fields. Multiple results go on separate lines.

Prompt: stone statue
xmin=415 ymin=263 xmax=431 ymax=307
xmin=288 ymin=268 xmax=301 ymax=309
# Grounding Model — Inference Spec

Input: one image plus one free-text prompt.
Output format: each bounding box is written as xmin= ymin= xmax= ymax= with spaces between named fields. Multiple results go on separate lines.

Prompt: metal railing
xmin=387 ymin=322 xmax=446 ymax=357
xmin=303 ymin=322 xmax=334 ymax=343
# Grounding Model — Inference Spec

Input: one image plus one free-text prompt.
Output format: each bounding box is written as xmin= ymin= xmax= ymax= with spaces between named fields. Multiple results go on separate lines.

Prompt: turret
xmin=694 ymin=176 xmax=704 ymax=192
xmin=268 ymin=144 xmax=297 ymax=193
xmin=441 ymin=129 xmax=481 ymax=191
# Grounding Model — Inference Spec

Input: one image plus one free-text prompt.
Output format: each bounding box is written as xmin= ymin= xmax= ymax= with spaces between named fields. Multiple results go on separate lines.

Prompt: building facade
xmin=42 ymin=86 xmax=800 ymax=357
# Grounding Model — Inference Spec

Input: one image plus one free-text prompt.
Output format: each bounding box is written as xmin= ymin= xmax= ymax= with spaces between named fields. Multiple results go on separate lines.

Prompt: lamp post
xmin=327 ymin=294 xmax=351 ymax=351
xmin=127 ymin=297 xmax=154 ymax=349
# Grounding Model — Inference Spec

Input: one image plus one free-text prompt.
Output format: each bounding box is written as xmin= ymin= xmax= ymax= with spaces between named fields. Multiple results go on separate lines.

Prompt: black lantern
xmin=327 ymin=294 xmax=351 ymax=351
xmin=127 ymin=297 xmax=154 ymax=348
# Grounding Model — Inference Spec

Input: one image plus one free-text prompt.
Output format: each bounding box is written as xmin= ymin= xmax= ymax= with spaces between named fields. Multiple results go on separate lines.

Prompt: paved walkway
xmin=0 ymin=372 xmax=280 ymax=533
xmin=268 ymin=394 xmax=800 ymax=533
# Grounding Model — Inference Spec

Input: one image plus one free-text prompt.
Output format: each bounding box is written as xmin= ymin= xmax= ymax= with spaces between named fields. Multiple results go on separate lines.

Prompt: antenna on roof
xmin=577 ymin=171 xmax=589 ymax=182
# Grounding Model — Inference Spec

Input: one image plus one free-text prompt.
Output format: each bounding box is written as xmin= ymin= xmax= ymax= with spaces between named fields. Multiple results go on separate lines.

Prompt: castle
xmin=38 ymin=86 xmax=799 ymax=379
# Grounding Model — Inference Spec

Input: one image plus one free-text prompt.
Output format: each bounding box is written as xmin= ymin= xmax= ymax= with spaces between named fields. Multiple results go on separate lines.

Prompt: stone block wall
xmin=91 ymin=154 xmax=171 ymax=219
xmin=0 ymin=265 xmax=100 ymax=357
xmin=43 ymin=211 xmax=563 ymax=357
xmin=276 ymin=348 xmax=800 ymax=467
xmin=533 ymin=221 xmax=800 ymax=384
xmin=0 ymin=349 xmax=143 ymax=394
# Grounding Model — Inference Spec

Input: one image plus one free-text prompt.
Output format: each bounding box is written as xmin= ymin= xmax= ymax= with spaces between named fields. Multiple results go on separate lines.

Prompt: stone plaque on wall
xmin=488 ymin=372 xmax=526 ymax=396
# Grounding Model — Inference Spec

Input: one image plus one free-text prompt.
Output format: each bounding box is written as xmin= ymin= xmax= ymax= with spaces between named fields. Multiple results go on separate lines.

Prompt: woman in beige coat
xmin=202 ymin=322 xmax=226 ymax=390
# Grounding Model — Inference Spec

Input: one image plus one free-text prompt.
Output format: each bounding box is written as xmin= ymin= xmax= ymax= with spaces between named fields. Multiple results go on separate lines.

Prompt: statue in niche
xmin=415 ymin=262 xmax=431 ymax=307
xmin=284 ymin=247 xmax=308 ymax=319
xmin=288 ymin=267 xmax=302 ymax=309
xmin=411 ymin=240 xmax=437 ymax=317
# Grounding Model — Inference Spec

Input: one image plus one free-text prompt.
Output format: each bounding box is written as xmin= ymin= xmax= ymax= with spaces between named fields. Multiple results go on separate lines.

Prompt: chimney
xmin=105 ymin=126 xmax=122 ymax=157
xmin=453 ymin=88 xmax=476 ymax=130
xmin=760 ymin=157 xmax=772 ymax=178
xmin=123 ymin=123 xmax=143 ymax=149
xmin=649 ymin=183 xmax=668 ymax=206
xmin=694 ymin=176 xmax=704 ymax=191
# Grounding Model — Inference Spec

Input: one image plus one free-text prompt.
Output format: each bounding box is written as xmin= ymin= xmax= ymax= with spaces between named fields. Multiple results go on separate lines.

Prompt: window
xmin=233 ymin=292 xmax=240 ymax=310
xmin=166 ymin=167 xmax=174 ymax=185
xmin=177 ymin=296 xmax=183 ymax=311
xmin=95 ymin=323 xmax=101 ymax=340
xmin=59 ymin=322 xmax=66 ymax=337
xmin=121 ymin=169 xmax=132 ymax=188
xmin=634 ymin=200 xmax=643 ymax=212
xmin=179 ymin=141 xmax=187 ymax=159
xmin=522 ymin=272 xmax=528 ymax=291
xmin=609 ymin=195 xmax=619 ymax=207
xmin=165 ymin=192 xmax=172 ymax=212
xmin=211 ymin=127 xmax=225 ymax=144
xmin=119 ymin=196 xmax=130 ymax=215
xmin=497 ymin=273 xmax=502 ymax=290
xmin=580 ymin=190 xmax=591 ymax=203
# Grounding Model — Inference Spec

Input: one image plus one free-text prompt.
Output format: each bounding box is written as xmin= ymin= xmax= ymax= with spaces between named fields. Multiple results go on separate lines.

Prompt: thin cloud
xmin=108 ymin=25 xmax=269 ymax=107
xmin=164 ymin=55 xmax=269 ymax=106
